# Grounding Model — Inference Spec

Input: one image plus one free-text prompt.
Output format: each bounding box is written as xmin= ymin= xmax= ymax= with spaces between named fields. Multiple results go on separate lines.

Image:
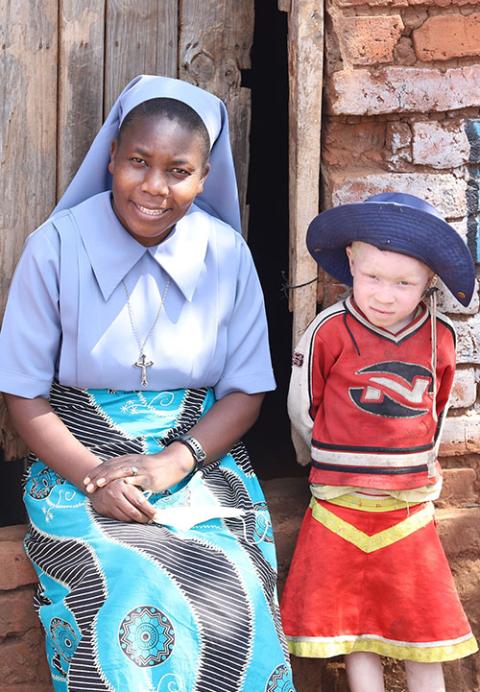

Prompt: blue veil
xmin=53 ymin=75 xmax=241 ymax=233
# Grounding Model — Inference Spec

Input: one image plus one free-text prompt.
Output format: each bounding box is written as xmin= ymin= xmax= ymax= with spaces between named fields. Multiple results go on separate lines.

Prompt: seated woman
xmin=0 ymin=75 xmax=294 ymax=692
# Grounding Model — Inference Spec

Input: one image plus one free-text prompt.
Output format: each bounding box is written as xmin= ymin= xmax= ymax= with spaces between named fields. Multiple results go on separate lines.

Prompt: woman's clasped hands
xmin=83 ymin=442 xmax=196 ymax=523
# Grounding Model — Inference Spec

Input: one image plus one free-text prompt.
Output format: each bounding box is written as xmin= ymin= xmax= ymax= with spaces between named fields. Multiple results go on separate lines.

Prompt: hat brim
xmin=307 ymin=201 xmax=475 ymax=307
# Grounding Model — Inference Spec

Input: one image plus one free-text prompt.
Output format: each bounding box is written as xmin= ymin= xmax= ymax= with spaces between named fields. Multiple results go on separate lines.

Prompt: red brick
xmin=0 ymin=588 xmax=38 ymax=639
xmin=2 ymin=686 xmax=52 ymax=692
xmin=436 ymin=507 xmax=480 ymax=558
xmin=323 ymin=120 xmax=386 ymax=168
xmin=438 ymin=468 xmax=477 ymax=507
xmin=413 ymin=14 xmax=480 ymax=61
xmin=328 ymin=65 xmax=480 ymax=115
xmin=336 ymin=0 xmax=408 ymax=6
xmin=337 ymin=0 xmax=480 ymax=5
xmin=332 ymin=15 xmax=403 ymax=65
xmin=0 ymin=628 xmax=50 ymax=685
xmin=0 ymin=526 xmax=36 ymax=591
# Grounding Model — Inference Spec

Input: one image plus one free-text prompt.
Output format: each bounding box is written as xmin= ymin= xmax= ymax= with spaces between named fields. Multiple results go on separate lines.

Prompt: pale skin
xmin=345 ymin=242 xmax=444 ymax=692
xmin=346 ymin=241 xmax=435 ymax=334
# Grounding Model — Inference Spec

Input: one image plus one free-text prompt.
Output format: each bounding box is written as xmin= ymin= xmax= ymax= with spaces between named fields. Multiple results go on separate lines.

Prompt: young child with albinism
xmin=281 ymin=192 xmax=478 ymax=692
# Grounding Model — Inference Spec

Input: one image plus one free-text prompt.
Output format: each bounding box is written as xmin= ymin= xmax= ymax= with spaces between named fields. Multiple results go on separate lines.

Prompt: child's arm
xmin=287 ymin=313 xmax=335 ymax=465
xmin=433 ymin=322 xmax=457 ymax=449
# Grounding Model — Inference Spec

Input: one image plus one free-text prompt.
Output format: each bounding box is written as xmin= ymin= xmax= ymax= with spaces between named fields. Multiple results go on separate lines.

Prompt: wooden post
xmin=0 ymin=0 xmax=58 ymax=459
xmin=178 ymin=0 xmax=254 ymax=234
xmin=57 ymin=0 xmax=106 ymax=197
xmin=104 ymin=0 xmax=179 ymax=114
xmin=283 ymin=0 xmax=324 ymax=347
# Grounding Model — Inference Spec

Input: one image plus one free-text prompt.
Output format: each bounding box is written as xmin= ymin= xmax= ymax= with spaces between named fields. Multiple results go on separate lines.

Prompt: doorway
xmin=244 ymin=1 xmax=303 ymax=480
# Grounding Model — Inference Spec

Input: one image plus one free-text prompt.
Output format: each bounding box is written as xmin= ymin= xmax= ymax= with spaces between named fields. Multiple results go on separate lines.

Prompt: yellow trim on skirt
xmin=327 ymin=493 xmax=419 ymax=512
xmin=287 ymin=632 xmax=479 ymax=662
xmin=309 ymin=497 xmax=435 ymax=553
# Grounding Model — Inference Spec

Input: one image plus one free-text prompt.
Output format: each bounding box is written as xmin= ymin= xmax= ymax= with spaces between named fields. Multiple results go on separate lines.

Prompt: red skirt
xmin=280 ymin=495 xmax=478 ymax=662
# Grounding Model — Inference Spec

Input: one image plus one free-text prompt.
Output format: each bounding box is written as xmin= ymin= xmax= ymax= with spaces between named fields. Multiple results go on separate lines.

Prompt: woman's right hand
xmin=87 ymin=478 xmax=156 ymax=523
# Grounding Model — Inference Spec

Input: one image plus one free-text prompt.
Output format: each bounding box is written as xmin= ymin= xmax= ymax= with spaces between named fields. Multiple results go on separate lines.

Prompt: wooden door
xmin=0 ymin=0 xmax=254 ymax=461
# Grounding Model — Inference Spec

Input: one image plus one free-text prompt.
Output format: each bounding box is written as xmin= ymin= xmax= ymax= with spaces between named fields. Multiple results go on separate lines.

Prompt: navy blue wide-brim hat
xmin=307 ymin=192 xmax=476 ymax=307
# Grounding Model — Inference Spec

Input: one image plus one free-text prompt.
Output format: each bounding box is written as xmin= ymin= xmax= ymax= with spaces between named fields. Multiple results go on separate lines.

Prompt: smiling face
xmin=346 ymin=241 xmax=433 ymax=333
xmin=108 ymin=114 xmax=210 ymax=246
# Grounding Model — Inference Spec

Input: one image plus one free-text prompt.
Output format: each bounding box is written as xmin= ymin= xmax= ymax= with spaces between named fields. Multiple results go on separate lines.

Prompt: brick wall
xmin=0 ymin=526 xmax=51 ymax=691
xmin=321 ymin=0 xmax=480 ymax=465
xmin=316 ymin=0 xmax=480 ymax=688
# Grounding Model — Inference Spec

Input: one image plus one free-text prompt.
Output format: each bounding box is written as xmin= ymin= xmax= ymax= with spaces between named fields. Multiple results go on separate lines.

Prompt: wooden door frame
xmin=279 ymin=0 xmax=324 ymax=346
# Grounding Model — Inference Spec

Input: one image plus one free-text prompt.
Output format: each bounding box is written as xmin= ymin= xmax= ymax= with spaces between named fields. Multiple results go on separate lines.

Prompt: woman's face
xmin=108 ymin=114 xmax=209 ymax=246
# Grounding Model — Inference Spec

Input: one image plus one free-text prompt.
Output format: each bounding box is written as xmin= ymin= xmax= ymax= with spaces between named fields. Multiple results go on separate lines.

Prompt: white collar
xmin=70 ymin=192 xmax=209 ymax=302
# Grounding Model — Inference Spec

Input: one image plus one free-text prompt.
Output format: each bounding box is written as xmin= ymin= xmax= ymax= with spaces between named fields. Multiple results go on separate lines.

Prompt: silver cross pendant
xmin=134 ymin=353 xmax=154 ymax=388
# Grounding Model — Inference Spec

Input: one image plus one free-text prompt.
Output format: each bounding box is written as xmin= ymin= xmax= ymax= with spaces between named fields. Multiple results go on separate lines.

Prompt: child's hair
xmin=119 ymin=97 xmax=211 ymax=164
xmin=348 ymin=240 xmax=435 ymax=282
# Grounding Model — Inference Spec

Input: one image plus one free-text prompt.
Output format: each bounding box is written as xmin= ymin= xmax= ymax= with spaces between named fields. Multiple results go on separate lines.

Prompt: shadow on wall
xmin=243 ymin=0 xmax=303 ymax=480
xmin=1 ymin=451 xmax=26 ymax=526
xmin=465 ymin=119 xmax=480 ymax=261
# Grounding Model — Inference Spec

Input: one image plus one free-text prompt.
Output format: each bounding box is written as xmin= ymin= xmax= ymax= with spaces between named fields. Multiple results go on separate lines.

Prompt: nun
xmin=0 ymin=75 xmax=294 ymax=692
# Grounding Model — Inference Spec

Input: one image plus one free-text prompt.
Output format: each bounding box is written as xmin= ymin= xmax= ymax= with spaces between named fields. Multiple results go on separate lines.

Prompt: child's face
xmin=346 ymin=242 xmax=432 ymax=333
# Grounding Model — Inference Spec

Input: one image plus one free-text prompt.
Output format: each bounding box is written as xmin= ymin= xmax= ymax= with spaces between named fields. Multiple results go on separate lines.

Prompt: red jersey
xmin=288 ymin=297 xmax=456 ymax=491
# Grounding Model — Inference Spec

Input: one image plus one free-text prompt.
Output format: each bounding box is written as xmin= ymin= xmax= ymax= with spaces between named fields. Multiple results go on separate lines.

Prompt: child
xmin=281 ymin=192 xmax=478 ymax=692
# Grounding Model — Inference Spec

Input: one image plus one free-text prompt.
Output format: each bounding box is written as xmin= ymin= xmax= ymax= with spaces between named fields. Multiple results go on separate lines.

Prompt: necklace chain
xmin=122 ymin=277 xmax=171 ymax=386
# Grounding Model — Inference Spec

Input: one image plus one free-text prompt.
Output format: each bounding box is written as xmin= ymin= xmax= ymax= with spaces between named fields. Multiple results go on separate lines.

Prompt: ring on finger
xmin=130 ymin=465 xmax=139 ymax=477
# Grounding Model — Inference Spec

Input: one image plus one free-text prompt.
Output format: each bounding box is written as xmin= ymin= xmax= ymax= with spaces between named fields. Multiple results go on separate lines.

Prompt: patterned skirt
xmin=281 ymin=494 xmax=478 ymax=663
xmin=24 ymin=383 xmax=294 ymax=692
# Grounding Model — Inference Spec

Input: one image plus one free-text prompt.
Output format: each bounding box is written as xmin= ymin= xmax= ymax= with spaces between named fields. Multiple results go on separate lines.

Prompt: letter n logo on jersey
xmin=349 ymin=361 xmax=433 ymax=418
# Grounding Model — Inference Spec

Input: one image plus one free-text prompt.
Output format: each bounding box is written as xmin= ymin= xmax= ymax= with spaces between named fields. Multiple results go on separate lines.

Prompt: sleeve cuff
xmin=214 ymin=370 xmax=276 ymax=399
xmin=0 ymin=371 xmax=52 ymax=399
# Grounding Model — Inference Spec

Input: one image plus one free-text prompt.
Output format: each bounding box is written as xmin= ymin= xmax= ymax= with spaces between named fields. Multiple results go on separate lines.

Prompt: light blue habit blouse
xmin=0 ymin=192 xmax=275 ymax=399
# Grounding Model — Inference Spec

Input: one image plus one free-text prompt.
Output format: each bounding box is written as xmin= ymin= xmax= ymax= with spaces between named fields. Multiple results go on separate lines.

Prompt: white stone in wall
xmin=329 ymin=65 xmax=480 ymax=116
xmin=412 ymin=121 xmax=470 ymax=169
xmin=440 ymin=412 xmax=480 ymax=456
xmin=450 ymin=369 xmax=477 ymax=410
xmin=329 ymin=171 xmax=468 ymax=218
xmin=437 ymin=279 xmax=479 ymax=315
xmin=453 ymin=314 xmax=480 ymax=365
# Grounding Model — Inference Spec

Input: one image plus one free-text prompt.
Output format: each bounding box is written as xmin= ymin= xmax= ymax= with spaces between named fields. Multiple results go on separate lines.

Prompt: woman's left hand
xmin=83 ymin=444 xmax=195 ymax=494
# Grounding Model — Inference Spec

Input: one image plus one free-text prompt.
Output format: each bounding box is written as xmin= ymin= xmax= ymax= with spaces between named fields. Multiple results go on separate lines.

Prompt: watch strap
xmin=173 ymin=434 xmax=207 ymax=472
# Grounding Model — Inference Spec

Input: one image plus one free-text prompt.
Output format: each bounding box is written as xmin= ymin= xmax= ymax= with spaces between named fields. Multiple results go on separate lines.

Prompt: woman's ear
xmin=196 ymin=162 xmax=210 ymax=195
xmin=201 ymin=162 xmax=210 ymax=183
xmin=108 ymin=139 xmax=118 ymax=176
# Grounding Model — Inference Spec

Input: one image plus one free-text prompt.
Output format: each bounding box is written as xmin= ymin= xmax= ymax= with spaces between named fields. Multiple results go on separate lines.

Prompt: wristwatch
xmin=173 ymin=434 xmax=207 ymax=473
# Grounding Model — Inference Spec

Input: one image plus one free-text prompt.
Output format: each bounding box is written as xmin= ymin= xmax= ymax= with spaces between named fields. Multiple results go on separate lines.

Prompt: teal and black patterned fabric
xmin=24 ymin=383 xmax=294 ymax=692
